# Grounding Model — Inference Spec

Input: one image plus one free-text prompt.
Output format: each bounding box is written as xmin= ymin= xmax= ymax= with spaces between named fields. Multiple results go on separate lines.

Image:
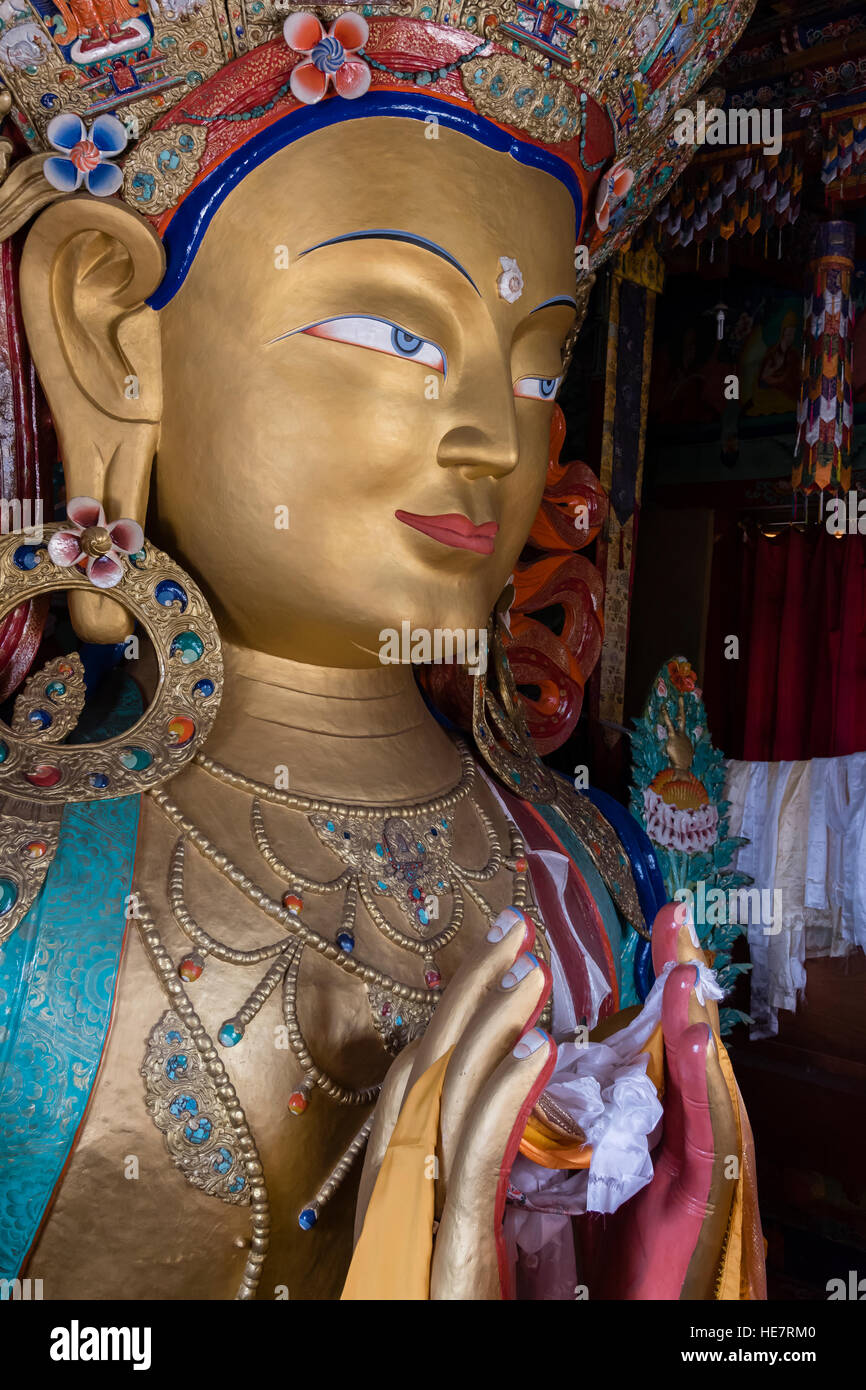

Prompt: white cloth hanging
xmin=724 ymin=754 xmax=866 ymax=1038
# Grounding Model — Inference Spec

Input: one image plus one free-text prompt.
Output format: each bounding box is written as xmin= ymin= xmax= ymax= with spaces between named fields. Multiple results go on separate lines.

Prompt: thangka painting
xmin=650 ymin=280 xmax=804 ymax=430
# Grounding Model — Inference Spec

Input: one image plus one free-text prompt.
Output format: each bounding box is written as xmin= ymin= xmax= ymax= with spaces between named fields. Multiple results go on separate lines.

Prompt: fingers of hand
xmin=354 ymin=908 xmax=538 ymax=1247
xmin=405 ymin=906 xmax=535 ymax=1094
xmin=668 ymin=1022 xmax=739 ymax=1299
xmin=651 ymin=903 xmax=715 ymax=1021
xmin=430 ymin=1027 xmax=556 ymax=1301
xmin=437 ymin=951 xmax=551 ymax=1212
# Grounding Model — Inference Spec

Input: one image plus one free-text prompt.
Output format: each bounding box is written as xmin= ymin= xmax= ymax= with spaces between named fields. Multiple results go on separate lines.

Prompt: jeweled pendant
xmin=424 ymin=966 xmax=441 ymax=989
xmin=288 ymin=1079 xmax=312 ymax=1115
xmin=336 ymin=930 xmax=355 ymax=953
xmin=298 ymin=1206 xmax=318 ymax=1230
xmin=178 ymin=952 xmax=205 ymax=982
xmin=218 ymin=1019 xmax=244 ymax=1047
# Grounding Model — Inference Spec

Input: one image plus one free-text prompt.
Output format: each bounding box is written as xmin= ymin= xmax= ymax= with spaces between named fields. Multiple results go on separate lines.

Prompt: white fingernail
xmin=486 ymin=906 xmax=524 ymax=943
xmin=501 ymin=952 xmax=539 ymax=989
xmin=513 ymin=1028 xmax=549 ymax=1059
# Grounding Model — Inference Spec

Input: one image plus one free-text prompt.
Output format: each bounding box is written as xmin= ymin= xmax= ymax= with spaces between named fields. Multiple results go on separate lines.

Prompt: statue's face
xmin=156 ymin=118 xmax=577 ymax=665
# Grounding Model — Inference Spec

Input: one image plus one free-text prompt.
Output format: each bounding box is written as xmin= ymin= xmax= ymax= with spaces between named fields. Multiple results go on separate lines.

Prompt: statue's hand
xmin=353 ymin=907 xmax=555 ymax=1300
xmin=589 ymin=903 xmax=739 ymax=1299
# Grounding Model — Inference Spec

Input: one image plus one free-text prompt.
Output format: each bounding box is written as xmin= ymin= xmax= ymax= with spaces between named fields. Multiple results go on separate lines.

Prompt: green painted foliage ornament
xmin=630 ymin=655 xmax=752 ymax=1035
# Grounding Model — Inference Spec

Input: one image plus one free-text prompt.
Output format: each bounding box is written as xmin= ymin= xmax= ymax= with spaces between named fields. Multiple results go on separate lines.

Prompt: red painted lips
xmin=395 ymin=511 xmax=499 ymax=555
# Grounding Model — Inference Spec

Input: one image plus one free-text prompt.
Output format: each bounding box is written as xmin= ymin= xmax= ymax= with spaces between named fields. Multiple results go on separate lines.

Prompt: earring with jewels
xmin=0 ymin=495 xmax=223 ymax=803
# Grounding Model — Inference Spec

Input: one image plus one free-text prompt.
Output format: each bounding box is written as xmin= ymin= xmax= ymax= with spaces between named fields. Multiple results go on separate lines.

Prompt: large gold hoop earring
xmin=471 ymin=592 xmax=556 ymax=805
xmin=0 ymin=510 xmax=222 ymax=803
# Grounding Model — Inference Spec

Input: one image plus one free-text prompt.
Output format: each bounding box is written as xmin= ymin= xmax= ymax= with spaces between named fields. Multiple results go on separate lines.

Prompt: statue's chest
xmin=27 ymin=923 xmax=382 ymax=1300
xmin=26 ymin=776 xmax=525 ymax=1298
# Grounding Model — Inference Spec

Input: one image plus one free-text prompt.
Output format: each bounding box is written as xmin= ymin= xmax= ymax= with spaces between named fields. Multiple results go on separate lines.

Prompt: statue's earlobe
xmin=19 ymin=196 xmax=165 ymax=643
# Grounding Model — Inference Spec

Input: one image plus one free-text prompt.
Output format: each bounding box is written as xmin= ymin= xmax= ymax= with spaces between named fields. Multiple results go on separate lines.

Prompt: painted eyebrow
xmin=530 ymin=296 xmax=578 ymax=313
xmin=297 ymin=229 xmax=480 ymax=295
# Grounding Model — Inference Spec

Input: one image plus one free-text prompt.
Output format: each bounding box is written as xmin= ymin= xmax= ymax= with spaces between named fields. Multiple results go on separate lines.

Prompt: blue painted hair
xmin=149 ymin=91 xmax=584 ymax=309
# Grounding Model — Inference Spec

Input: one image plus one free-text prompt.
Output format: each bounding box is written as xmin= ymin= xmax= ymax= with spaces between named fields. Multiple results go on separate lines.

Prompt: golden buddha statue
xmin=0 ymin=0 xmax=765 ymax=1302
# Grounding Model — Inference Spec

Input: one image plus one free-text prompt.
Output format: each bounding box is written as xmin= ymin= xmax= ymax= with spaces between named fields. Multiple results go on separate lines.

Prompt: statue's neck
xmin=202 ymin=642 xmax=463 ymax=805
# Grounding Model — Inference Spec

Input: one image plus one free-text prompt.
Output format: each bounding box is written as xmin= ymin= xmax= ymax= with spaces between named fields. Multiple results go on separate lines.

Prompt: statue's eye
xmin=513 ymin=375 xmax=562 ymax=400
xmin=300 ymin=316 xmax=446 ymax=375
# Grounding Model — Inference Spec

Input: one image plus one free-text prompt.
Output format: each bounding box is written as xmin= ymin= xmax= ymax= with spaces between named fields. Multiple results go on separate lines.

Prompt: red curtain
xmin=703 ymin=524 xmax=866 ymax=760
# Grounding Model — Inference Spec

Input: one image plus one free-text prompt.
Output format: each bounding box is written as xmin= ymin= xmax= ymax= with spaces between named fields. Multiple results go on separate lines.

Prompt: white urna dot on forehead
xmin=497 ymin=255 xmax=524 ymax=304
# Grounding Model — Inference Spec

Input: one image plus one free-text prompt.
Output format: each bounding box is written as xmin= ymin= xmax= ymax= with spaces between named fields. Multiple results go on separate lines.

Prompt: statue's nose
xmin=436 ymin=417 xmax=520 ymax=481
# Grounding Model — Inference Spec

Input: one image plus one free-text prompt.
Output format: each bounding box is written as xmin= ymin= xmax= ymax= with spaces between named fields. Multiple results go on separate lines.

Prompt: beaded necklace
xmin=136 ymin=740 xmax=542 ymax=1294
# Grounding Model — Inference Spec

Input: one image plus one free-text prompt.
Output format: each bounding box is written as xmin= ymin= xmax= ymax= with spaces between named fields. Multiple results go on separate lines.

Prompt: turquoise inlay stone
xmin=184 ymin=1115 xmax=212 ymax=1145
xmin=0 ymin=878 xmax=19 ymax=916
xmin=45 ymin=681 xmax=66 ymax=698
xmin=375 ymin=843 xmax=383 ymax=856
xmin=193 ymin=678 xmax=215 ymax=698
xmin=336 ymin=931 xmax=355 ymax=953
xmin=166 ymin=1029 xmax=182 ymax=1044
xmin=0 ymin=741 xmax=7 ymax=764
xmin=120 ymin=746 xmax=152 ymax=771
xmin=170 ymin=631 xmax=204 ymax=664
xmin=418 ymin=909 xmax=430 ymax=926
xmin=218 ymin=1020 xmax=243 ymax=1047
xmin=394 ymin=1014 xmax=403 ymax=1027
xmin=154 ymin=578 xmax=188 ymax=611
xmin=212 ymin=1146 xmax=233 ymax=1175
xmin=129 ymin=549 xmax=147 ymax=566
xmin=165 ymin=1053 xmax=188 ymax=1081
xmin=326 ymin=820 xmax=335 ymax=832
xmin=28 ymin=710 xmax=51 ymax=729
xmin=228 ymin=1175 xmax=246 ymax=1193
xmin=13 ymin=545 xmax=43 ymax=571
xmin=169 ymin=1093 xmax=198 ymax=1118
xmin=377 ymin=879 xmax=387 ymax=891
xmin=298 ymin=1207 xmax=317 ymax=1230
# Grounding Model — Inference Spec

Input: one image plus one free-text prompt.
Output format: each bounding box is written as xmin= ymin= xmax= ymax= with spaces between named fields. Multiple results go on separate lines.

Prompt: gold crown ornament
xmin=0 ymin=0 xmax=756 ymax=281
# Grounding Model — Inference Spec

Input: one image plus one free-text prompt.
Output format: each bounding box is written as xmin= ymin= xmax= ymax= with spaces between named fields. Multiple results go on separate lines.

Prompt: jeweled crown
xmin=0 ymin=0 xmax=756 ymax=265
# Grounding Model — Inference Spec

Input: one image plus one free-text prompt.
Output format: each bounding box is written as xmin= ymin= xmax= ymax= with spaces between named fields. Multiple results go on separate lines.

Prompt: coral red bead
xmin=515 ymin=857 xmax=527 ymax=872
xmin=178 ymin=953 xmax=204 ymax=981
xmin=282 ymin=892 xmax=303 ymax=913
xmin=288 ymin=1091 xmax=308 ymax=1115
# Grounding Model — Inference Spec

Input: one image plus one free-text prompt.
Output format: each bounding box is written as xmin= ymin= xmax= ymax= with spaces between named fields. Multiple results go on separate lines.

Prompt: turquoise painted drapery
xmin=0 ymin=795 xmax=139 ymax=1282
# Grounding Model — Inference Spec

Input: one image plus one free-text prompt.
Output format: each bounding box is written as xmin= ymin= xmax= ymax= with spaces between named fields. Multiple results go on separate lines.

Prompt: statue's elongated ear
xmin=19 ymin=195 xmax=166 ymax=643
